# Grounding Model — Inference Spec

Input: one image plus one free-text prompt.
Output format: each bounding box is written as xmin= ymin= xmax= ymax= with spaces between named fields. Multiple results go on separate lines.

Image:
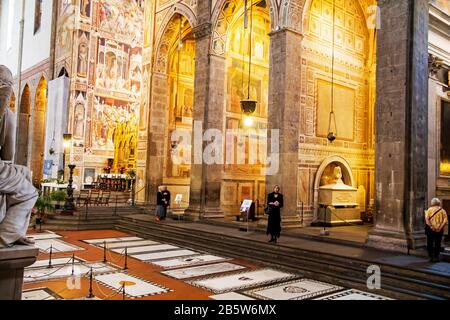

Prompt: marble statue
xmin=0 ymin=65 xmax=38 ymax=248
xmin=333 ymin=166 xmax=344 ymax=184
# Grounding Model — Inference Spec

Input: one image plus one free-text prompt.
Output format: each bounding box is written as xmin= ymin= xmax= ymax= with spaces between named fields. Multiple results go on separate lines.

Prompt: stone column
xmin=145 ymin=72 xmax=168 ymax=209
xmin=261 ymin=28 xmax=303 ymax=228
xmin=185 ymin=23 xmax=225 ymax=220
xmin=366 ymin=0 xmax=429 ymax=252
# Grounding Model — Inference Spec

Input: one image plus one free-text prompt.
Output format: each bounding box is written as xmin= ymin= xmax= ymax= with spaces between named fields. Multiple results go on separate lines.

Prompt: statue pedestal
xmin=0 ymin=245 xmax=39 ymax=300
xmin=312 ymin=206 xmax=363 ymax=227
xmin=314 ymin=180 xmax=362 ymax=227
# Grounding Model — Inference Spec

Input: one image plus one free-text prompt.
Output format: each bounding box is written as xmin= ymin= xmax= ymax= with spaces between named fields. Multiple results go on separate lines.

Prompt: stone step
xmin=196 ymin=219 xmax=366 ymax=249
xmin=116 ymin=216 xmax=450 ymax=300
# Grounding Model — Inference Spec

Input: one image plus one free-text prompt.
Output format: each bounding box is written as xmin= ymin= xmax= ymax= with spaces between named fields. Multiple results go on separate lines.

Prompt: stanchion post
xmin=47 ymin=245 xmax=53 ymax=269
xmin=122 ymin=283 xmax=126 ymax=300
xmin=103 ymin=241 xmax=107 ymax=263
xmin=320 ymin=206 xmax=330 ymax=236
xmin=87 ymin=267 xmax=94 ymax=299
xmin=124 ymin=247 xmax=128 ymax=270
xmin=71 ymin=254 xmax=75 ymax=275
xmin=301 ymin=202 xmax=304 ymax=226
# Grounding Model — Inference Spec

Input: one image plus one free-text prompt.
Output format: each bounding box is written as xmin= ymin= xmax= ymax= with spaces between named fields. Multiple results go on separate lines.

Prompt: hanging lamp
xmin=240 ymin=0 xmax=257 ymax=115
xmin=327 ymin=0 xmax=338 ymax=143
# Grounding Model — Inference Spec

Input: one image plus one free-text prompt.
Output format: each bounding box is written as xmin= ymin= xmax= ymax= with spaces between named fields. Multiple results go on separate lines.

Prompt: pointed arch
xmin=154 ymin=12 xmax=195 ymax=74
xmin=279 ymin=0 xmax=376 ymax=33
xmin=17 ymin=84 xmax=31 ymax=166
xmin=30 ymin=76 xmax=48 ymax=183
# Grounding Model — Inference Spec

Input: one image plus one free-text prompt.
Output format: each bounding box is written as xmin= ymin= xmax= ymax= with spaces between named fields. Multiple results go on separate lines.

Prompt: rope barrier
xmin=24 ymin=256 xmax=76 ymax=279
xmin=329 ymin=209 xmax=366 ymax=227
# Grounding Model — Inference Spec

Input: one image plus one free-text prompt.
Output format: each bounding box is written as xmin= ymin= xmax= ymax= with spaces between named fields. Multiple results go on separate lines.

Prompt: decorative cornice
xmin=192 ymin=23 xmax=211 ymax=40
xmin=268 ymin=26 xmax=303 ymax=38
xmin=429 ymin=53 xmax=447 ymax=76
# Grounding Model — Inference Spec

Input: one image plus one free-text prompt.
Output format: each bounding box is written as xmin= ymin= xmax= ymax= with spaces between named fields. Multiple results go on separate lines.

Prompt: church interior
xmin=0 ymin=0 xmax=449 ymax=301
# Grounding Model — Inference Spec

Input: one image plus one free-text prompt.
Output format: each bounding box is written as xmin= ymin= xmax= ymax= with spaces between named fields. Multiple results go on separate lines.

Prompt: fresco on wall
xmin=92 ymin=97 xmax=137 ymax=151
xmin=98 ymin=0 xmax=144 ymax=45
xmin=57 ymin=0 xmax=145 ymax=180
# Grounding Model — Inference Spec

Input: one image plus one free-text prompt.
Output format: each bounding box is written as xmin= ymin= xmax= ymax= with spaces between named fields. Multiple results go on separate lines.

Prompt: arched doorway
xmin=31 ymin=77 xmax=48 ymax=185
xmin=154 ymin=12 xmax=196 ymax=208
xmin=212 ymin=0 xmax=271 ymax=215
xmin=17 ymin=84 xmax=31 ymax=166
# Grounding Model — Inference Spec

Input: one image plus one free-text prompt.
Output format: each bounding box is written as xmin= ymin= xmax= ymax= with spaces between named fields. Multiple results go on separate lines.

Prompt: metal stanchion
xmin=87 ymin=267 xmax=94 ymax=299
xmin=320 ymin=206 xmax=330 ymax=236
xmin=123 ymin=247 xmax=128 ymax=270
xmin=122 ymin=283 xmax=126 ymax=300
xmin=71 ymin=254 xmax=75 ymax=275
xmin=103 ymin=241 xmax=107 ymax=263
xmin=47 ymin=245 xmax=53 ymax=268
xmin=301 ymin=202 xmax=304 ymax=226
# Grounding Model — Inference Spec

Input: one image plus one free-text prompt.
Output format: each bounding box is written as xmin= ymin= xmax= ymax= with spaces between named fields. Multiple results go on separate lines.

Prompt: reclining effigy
xmin=0 ymin=65 xmax=38 ymax=248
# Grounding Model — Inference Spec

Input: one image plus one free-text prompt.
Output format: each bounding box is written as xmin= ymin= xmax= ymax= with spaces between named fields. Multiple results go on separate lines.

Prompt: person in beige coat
xmin=0 ymin=65 xmax=38 ymax=247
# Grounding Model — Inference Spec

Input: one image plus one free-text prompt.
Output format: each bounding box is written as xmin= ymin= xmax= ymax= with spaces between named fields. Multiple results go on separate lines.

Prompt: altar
xmin=96 ymin=174 xmax=134 ymax=192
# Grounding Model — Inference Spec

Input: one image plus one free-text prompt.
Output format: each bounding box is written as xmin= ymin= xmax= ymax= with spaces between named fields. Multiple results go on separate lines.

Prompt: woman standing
xmin=425 ymin=198 xmax=448 ymax=262
xmin=266 ymin=185 xmax=283 ymax=243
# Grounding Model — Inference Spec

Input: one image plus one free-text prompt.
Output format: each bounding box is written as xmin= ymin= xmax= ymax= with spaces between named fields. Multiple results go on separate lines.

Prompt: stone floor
xmin=22 ymin=229 xmax=393 ymax=300
xmin=132 ymin=215 xmax=450 ymax=277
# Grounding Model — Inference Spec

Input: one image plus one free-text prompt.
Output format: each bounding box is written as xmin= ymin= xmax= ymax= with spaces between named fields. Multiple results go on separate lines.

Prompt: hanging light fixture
xmin=240 ymin=0 xmax=257 ymax=116
xmin=327 ymin=0 xmax=338 ymax=143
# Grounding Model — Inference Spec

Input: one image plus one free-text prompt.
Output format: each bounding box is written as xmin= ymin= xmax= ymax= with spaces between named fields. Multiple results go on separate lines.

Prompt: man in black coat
xmin=160 ymin=186 xmax=171 ymax=220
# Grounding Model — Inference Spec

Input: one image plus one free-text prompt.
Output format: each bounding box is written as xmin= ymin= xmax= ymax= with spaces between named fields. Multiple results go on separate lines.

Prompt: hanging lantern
xmin=240 ymin=0 xmax=257 ymax=117
xmin=327 ymin=132 xmax=336 ymax=143
xmin=240 ymin=99 xmax=257 ymax=115
xmin=327 ymin=0 xmax=338 ymax=143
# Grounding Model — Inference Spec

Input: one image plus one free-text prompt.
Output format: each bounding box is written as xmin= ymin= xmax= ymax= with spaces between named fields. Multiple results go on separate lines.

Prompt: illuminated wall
xmin=298 ymin=0 xmax=377 ymax=219
xmin=165 ymin=32 xmax=195 ymax=180
xmin=55 ymin=0 xmax=145 ymax=188
xmin=223 ymin=3 xmax=271 ymax=214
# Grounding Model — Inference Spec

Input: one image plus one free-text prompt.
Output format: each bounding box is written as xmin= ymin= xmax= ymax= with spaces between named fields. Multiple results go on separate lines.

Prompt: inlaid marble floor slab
xmin=22 ymin=288 xmax=60 ymax=300
xmin=111 ymin=244 xmax=179 ymax=255
xmin=190 ymin=269 xmax=298 ymax=293
xmin=24 ymin=262 xmax=117 ymax=283
xmin=96 ymin=240 xmax=159 ymax=249
xmin=210 ymin=292 xmax=256 ymax=300
xmin=131 ymin=249 xmax=199 ymax=261
xmin=83 ymin=237 xmax=143 ymax=244
xmin=34 ymin=239 xmax=84 ymax=253
xmin=150 ymin=255 xmax=231 ymax=269
xmin=94 ymin=272 xmax=170 ymax=298
xmin=28 ymin=233 xmax=62 ymax=241
xmin=244 ymin=279 xmax=344 ymax=300
xmin=315 ymin=289 xmax=393 ymax=300
xmin=162 ymin=262 xmax=245 ymax=280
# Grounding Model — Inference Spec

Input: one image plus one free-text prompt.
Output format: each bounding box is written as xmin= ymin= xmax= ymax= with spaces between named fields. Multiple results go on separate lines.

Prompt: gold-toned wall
xmin=298 ymin=0 xmax=376 ymax=220
xmin=55 ymin=0 xmax=145 ymax=189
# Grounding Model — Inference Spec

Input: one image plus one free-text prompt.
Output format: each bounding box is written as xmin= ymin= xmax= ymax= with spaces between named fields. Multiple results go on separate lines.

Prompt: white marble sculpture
xmin=0 ymin=65 xmax=38 ymax=247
